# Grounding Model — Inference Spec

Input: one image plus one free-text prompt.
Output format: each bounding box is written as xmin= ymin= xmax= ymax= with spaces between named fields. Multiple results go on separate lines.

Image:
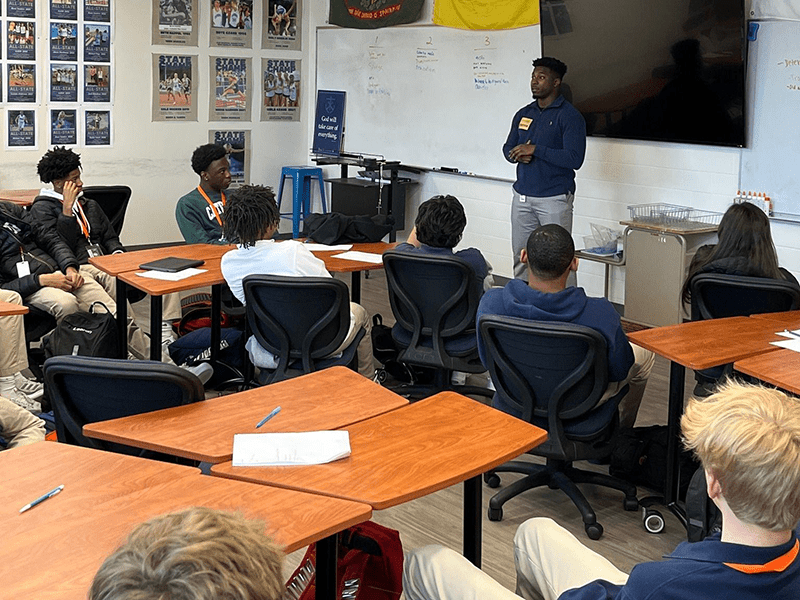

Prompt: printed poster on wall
xmin=7 ymin=1 xmax=35 ymax=18
xmin=85 ymin=109 xmax=110 ymax=145
xmin=209 ymin=0 xmax=253 ymax=48
xmin=50 ymin=22 xmax=78 ymax=61
xmin=51 ymin=0 xmax=78 ymax=20
xmin=261 ymin=57 xmax=299 ymax=122
xmin=51 ymin=109 xmax=77 ymax=145
xmin=153 ymin=54 xmax=197 ymax=121
xmin=50 ymin=63 xmax=77 ymax=101
xmin=210 ymin=56 xmax=251 ymax=121
xmin=8 ymin=64 xmax=36 ymax=102
xmin=7 ymin=21 xmax=36 ymax=60
xmin=209 ymin=129 xmax=250 ymax=186
xmin=84 ymin=0 xmax=110 ymax=22
xmin=8 ymin=110 xmax=35 ymax=147
xmin=153 ymin=0 xmax=198 ymax=46
xmin=83 ymin=24 xmax=110 ymax=62
xmin=84 ymin=63 xmax=110 ymax=102
xmin=263 ymin=0 xmax=300 ymax=51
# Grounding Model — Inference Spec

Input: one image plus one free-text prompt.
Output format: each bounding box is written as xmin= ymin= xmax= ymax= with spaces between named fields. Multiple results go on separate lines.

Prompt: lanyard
xmin=73 ymin=200 xmax=91 ymax=240
xmin=197 ymin=186 xmax=226 ymax=226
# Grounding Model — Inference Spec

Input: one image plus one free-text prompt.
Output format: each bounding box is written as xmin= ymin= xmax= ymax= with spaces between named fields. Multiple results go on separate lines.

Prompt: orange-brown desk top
xmin=89 ymin=243 xmax=233 ymax=276
xmin=735 ymin=349 xmax=800 ymax=396
xmin=314 ymin=241 xmax=397 ymax=273
xmin=0 ymin=301 xmax=28 ymax=316
xmin=84 ymin=367 xmax=409 ymax=464
xmin=0 ymin=189 xmax=38 ymax=206
xmin=626 ymin=316 xmax=783 ymax=370
xmin=749 ymin=310 xmax=800 ymax=328
xmin=1 ymin=442 xmax=371 ymax=599
xmin=211 ymin=392 xmax=548 ymax=510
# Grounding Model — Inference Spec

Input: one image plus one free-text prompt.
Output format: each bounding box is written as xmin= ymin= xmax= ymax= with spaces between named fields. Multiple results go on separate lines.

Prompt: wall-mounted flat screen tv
xmin=540 ymin=0 xmax=745 ymax=147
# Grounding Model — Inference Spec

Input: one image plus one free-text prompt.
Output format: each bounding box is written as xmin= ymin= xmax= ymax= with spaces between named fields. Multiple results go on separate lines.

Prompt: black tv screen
xmin=540 ymin=0 xmax=745 ymax=147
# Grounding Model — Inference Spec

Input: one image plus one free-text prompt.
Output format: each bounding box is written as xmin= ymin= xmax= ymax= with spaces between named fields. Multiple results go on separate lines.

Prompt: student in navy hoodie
xmin=476 ymin=223 xmax=653 ymax=429
xmin=404 ymin=380 xmax=800 ymax=600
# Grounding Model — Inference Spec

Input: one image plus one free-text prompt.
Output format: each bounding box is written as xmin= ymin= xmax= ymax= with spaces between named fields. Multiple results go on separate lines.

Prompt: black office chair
xmin=479 ymin=316 xmax=639 ymax=540
xmin=382 ymin=250 xmax=491 ymax=399
xmin=23 ymin=304 xmax=57 ymax=383
xmin=689 ymin=272 xmax=800 ymax=392
xmin=81 ymin=185 xmax=132 ymax=237
xmin=43 ymin=355 xmax=204 ymax=456
xmin=242 ymin=274 xmax=365 ymax=385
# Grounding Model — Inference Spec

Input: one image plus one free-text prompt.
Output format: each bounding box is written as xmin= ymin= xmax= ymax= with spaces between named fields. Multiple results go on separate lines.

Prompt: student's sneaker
xmin=5 ymin=388 xmax=42 ymax=414
xmin=450 ymin=371 xmax=467 ymax=386
xmin=13 ymin=373 xmax=44 ymax=400
xmin=181 ymin=362 xmax=214 ymax=385
xmin=161 ymin=321 xmax=177 ymax=347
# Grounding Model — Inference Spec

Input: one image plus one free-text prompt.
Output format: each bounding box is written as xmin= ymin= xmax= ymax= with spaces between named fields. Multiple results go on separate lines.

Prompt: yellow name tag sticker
xmin=519 ymin=117 xmax=532 ymax=130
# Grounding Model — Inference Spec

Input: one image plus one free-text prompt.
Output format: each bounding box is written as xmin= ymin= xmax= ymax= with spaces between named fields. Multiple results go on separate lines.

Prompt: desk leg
xmin=316 ymin=533 xmax=338 ymax=600
xmin=463 ymin=475 xmax=482 ymax=567
xmin=115 ymin=278 xmax=128 ymax=359
xmin=350 ymin=271 xmax=362 ymax=304
xmin=149 ymin=295 xmax=163 ymax=361
xmin=211 ymin=284 xmax=221 ymax=365
xmin=666 ymin=361 xmax=687 ymax=526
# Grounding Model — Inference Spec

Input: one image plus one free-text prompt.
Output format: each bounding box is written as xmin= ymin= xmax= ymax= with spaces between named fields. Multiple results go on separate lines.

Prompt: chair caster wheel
xmin=375 ymin=369 xmax=387 ymax=384
xmin=643 ymin=508 xmax=665 ymax=534
xmin=484 ymin=472 xmax=500 ymax=488
xmin=488 ymin=506 xmax=503 ymax=521
xmin=623 ymin=497 xmax=639 ymax=511
xmin=585 ymin=522 xmax=603 ymax=540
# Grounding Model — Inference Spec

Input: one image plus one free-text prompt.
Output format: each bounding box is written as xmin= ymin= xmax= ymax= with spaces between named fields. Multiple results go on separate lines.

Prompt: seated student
xmin=176 ymin=143 xmax=231 ymax=245
xmin=477 ymin=224 xmax=653 ymax=429
xmin=397 ymin=194 xmax=494 ymax=291
xmin=0 ymin=395 xmax=45 ymax=448
xmin=30 ymin=146 xmax=180 ymax=346
xmin=220 ymin=184 xmax=374 ymax=378
xmin=682 ymin=201 xmax=798 ymax=307
xmin=404 ymin=381 xmax=800 ymax=600
xmin=90 ymin=507 xmax=284 ymax=600
xmin=0 ymin=289 xmax=44 ymax=413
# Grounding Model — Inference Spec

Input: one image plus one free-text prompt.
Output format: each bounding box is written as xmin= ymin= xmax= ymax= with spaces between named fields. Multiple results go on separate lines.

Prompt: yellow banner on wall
xmin=433 ymin=0 xmax=541 ymax=30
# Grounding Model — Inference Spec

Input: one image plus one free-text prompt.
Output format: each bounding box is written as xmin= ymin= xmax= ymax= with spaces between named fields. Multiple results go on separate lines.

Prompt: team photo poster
xmin=209 ymin=0 xmax=252 ymax=48
xmin=261 ymin=57 xmax=299 ymax=122
xmin=153 ymin=0 xmax=198 ymax=46
xmin=153 ymin=53 xmax=198 ymax=121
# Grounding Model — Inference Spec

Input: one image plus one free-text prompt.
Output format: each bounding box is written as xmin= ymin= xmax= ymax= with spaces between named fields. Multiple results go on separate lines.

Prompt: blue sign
xmin=313 ymin=90 xmax=345 ymax=156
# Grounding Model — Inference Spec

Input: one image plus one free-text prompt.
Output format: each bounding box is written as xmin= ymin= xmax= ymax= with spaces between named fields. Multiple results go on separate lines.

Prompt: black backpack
xmin=685 ymin=467 xmax=723 ymax=542
xmin=43 ymin=302 xmax=121 ymax=359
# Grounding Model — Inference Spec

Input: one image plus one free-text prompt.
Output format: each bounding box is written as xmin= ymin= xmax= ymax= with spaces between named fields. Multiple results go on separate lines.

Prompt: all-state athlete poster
xmin=209 ymin=129 xmax=250 ymax=186
xmin=50 ymin=21 xmax=78 ymax=61
xmin=8 ymin=0 xmax=35 ymax=18
xmin=8 ymin=110 xmax=35 ymax=148
xmin=153 ymin=54 xmax=198 ymax=121
xmin=85 ymin=109 xmax=110 ymax=145
xmin=209 ymin=0 xmax=252 ymax=49
xmin=261 ymin=57 xmax=299 ymax=121
xmin=8 ymin=63 xmax=36 ymax=102
xmin=84 ymin=0 xmax=110 ymax=22
xmin=153 ymin=0 xmax=198 ymax=46
xmin=263 ymin=0 xmax=300 ymax=51
xmin=84 ymin=63 xmax=110 ymax=102
xmin=210 ymin=56 xmax=251 ymax=121
xmin=7 ymin=21 xmax=36 ymax=60
xmin=51 ymin=109 xmax=77 ymax=145
xmin=51 ymin=0 xmax=78 ymax=20
xmin=50 ymin=63 xmax=78 ymax=102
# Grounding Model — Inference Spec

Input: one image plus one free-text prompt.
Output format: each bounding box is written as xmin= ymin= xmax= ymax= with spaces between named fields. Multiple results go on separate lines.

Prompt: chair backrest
xmin=242 ymin=274 xmax=351 ymax=377
xmin=43 ymin=355 xmax=204 ymax=454
xmin=478 ymin=316 xmax=614 ymax=447
xmin=382 ymin=250 xmax=481 ymax=367
xmin=689 ymin=272 xmax=800 ymax=321
xmin=81 ymin=185 xmax=132 ymax=236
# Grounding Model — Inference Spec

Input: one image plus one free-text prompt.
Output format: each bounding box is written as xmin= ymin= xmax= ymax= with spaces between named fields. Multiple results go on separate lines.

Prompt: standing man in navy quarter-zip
xmin=503 ymin=57 xmax=586 ymax=283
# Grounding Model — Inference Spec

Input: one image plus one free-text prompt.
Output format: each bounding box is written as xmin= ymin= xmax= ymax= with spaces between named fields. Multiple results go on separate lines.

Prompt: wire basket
xmin=627 ymin=203 xmax=722 ymax=229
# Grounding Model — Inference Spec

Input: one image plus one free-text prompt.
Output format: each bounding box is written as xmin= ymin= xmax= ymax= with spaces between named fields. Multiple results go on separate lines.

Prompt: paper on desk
xmin=332 ymin=250 xmax=384 ymax=264
xmin=303 ymin=243 xmax=353 ymax=252
xmin=771 ymin=329 xmax=800 ymax=352
xmin=232 ymin=431 xmax=351 ymax=466
xmin=136 ymin=268 xmax=206 ymax=281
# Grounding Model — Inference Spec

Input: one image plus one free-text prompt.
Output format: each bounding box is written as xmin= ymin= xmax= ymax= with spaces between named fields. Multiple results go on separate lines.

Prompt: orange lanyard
xmin=73 ymin=200 xmax=91 ymax=240
xmin=197 ymin=186 xmax=226 ymax=226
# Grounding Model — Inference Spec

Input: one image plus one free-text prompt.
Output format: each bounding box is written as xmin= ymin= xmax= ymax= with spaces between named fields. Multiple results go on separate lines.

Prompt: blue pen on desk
xmin=784 ymin=329 xmax=800 ymax=339
xmin=256 ymin=406 xmax=281 ymax=428
xmin=19 ymin=484 xmax=64 ymax=514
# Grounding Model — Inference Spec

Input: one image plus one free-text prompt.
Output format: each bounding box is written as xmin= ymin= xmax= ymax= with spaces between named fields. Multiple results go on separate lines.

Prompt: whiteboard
xmin=740 ymin=19 xmax=800 ymax=217
xmin=315 ymin=25 xmax=541 ymax=179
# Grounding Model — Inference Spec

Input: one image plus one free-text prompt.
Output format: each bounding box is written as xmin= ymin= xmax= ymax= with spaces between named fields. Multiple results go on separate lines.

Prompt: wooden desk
xmin=734 ymin=349 xmax=800 ymax=395
xmin=0 ymin=188 xmax=38 ymax=206
xmin=314 ymin=241 xmax=396 ymax=303
xmin=0 ymin=301 xmax=28 ymax=316
xmin=1 ymin=442 xmax=371 ymax=600
xmin=749 ymin=310 xmax=800 ymax=328
xmin=627 ymin=316 xmax=783 ymax=521
xmin=89 ymin=243 xmax=233 ymax=276
xmin=212 ymin=392 xmax=548 ymax=567
xmin=83 ymin=366 xmax=408 ymax=463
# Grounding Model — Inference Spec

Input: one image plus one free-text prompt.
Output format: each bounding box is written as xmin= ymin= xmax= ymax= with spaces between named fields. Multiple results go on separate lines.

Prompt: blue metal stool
xmin=277 ymin=166 xmax=327 ymax=238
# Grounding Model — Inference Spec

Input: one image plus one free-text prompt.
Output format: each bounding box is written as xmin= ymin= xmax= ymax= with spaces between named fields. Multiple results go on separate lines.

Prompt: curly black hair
xmin=222 ymin=184 xmax=279 ymax=247
xmin=533 ymin=57 xmax=567 ymax=79
xmin=415 ymin=195 xmax=466 ymax=249
xmin=37 ymin=146 xmax=81 ymax=183
xmin=190 ymin=143 xmax=227 ymax=175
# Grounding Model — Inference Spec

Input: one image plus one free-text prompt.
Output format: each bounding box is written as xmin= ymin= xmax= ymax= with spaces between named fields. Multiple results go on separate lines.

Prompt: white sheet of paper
xmin=771 ymin=338 xmax=800 ymax=353
xmin=232 ymin=431 xmax=351 ymax=467
xmin=303 ymin=243 xmax=353 ymax=252
xmin=332 ymin=251 xmax=384 ymax=264
xmin=136 ymin=268 xmax=206 ymax=281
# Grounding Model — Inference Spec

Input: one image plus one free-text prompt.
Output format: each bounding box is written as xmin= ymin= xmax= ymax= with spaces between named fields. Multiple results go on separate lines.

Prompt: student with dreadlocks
xmin=220 ymin=184 xmax=374 ymax=378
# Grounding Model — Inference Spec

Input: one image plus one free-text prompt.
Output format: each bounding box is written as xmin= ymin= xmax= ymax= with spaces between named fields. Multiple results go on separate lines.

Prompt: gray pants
xmin=511 ymin=189 xmax=575 ymax=285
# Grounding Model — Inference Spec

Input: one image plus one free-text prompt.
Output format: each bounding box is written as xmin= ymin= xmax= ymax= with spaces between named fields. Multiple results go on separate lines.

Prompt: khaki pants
xmin=0 ymin=290 xmax=28 ymax=377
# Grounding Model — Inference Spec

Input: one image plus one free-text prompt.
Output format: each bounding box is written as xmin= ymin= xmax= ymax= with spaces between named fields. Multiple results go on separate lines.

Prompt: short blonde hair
xmin=682 ymin=381 xmax=800 ymax=531
xmin=90 ymin=507 xmax=285 ymax=600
